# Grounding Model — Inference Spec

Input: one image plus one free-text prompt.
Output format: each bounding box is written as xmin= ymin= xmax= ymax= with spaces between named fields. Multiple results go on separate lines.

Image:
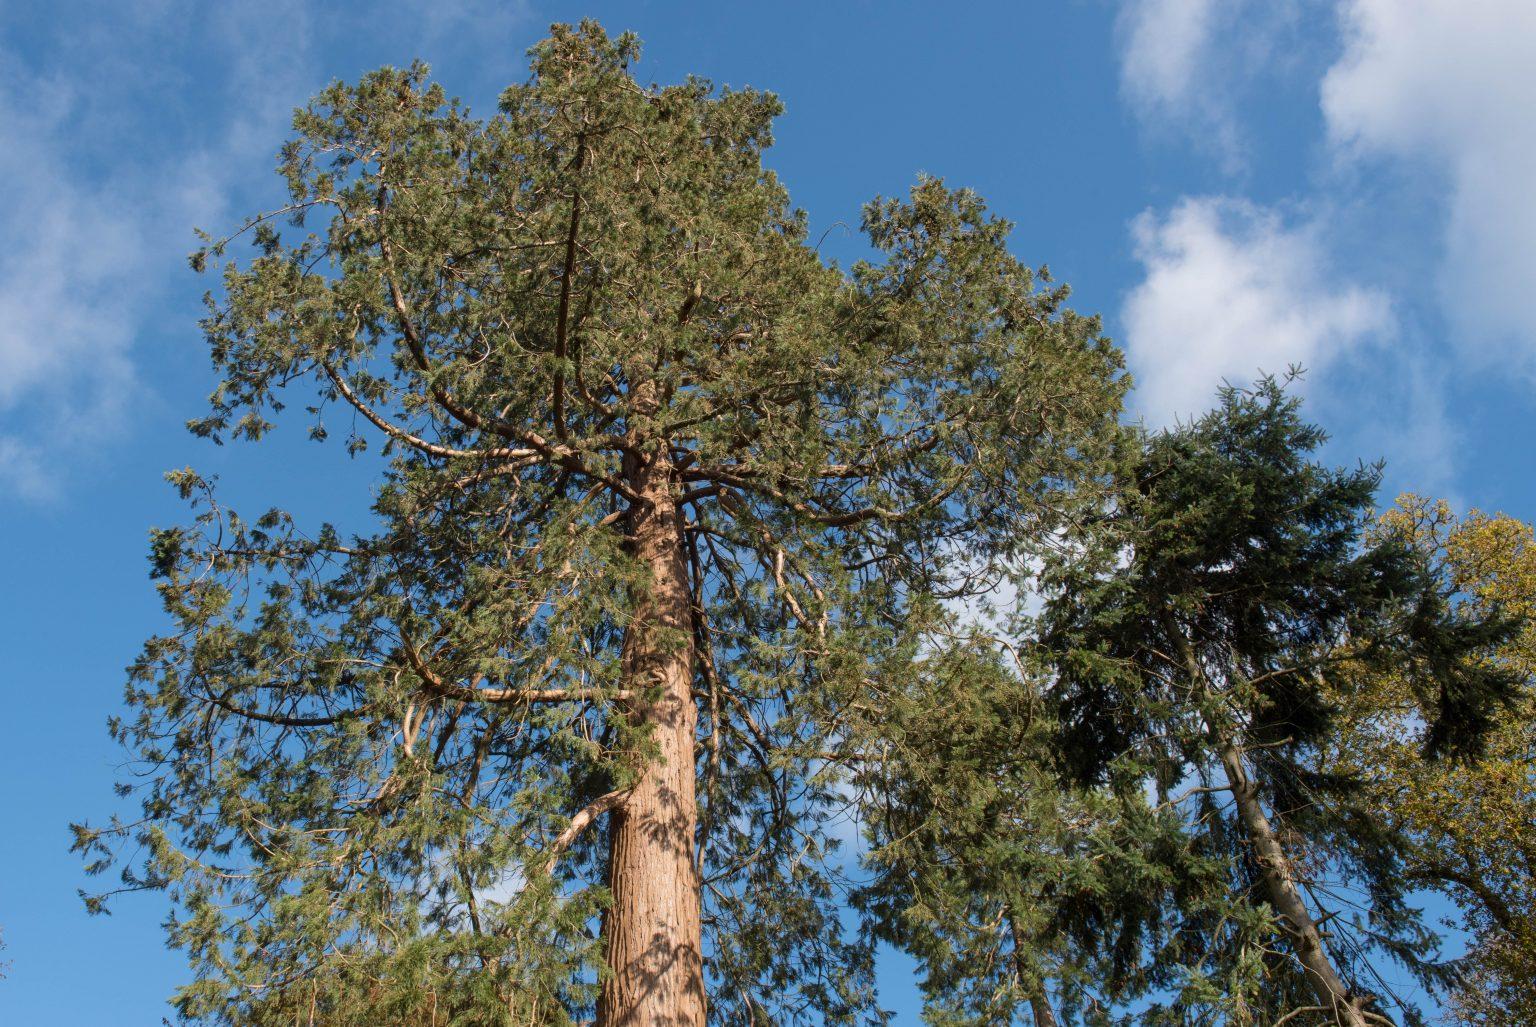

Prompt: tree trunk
xmin=1008 ymin=911 xmax=1060 ymax=1027
xmin=1217 ymin=743 xmax=1379 ymax=1027
xmin=597 ymin=435 xmax=707 ymax=1027
xmin=1029 ymin=993 xmax=1060 ymax=1027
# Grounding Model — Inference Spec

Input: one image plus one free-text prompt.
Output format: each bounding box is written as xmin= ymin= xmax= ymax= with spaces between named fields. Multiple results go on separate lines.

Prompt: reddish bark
xmin=597 ymin=434 xmax=706 ymax=1027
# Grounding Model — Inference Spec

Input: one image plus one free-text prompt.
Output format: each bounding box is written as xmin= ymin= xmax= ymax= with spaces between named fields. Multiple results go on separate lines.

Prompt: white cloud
xmin=1122 ymin=197 xmax=1392 ymax=424
xmin=1118 ymin=0 xmax=1229 ymax=150
xmin=475 ymin=862 xmax=529 ymax=906
xmin=0 ymin=0 xmax=538 ymax=502
xmin=1348 ymin=348 xmax=1460 ymax=499
xmin=1322 ymin=0 xmax=1536 ymax=361
xmin=0 ymin=74 xmax=141 ymax=500
xmin=0 ymin=2 xmax=320 ymax=501
xmin=1119 ymin=0 xmax=1219 ymax=106
xmin=1116 ymin=0 xmax=1304 ymax=172
xmin=400 ymin=0 xmax=532 ymax=45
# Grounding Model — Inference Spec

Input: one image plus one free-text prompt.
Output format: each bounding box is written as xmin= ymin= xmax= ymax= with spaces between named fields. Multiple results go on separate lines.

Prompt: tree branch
xmin=321 ymin=363 xmax=539 ymax=463
xmin=541 ymin=786 xmax=633 ymax=866
xmin=551 ymin=138 xmax=586 ymax=442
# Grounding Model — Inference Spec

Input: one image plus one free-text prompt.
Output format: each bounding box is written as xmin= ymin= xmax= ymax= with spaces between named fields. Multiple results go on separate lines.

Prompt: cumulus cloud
xmin=1122 ymin=197 xmax=1392 ymax=424
xmin=1322 ymin=0 xmax=1536 ymax=362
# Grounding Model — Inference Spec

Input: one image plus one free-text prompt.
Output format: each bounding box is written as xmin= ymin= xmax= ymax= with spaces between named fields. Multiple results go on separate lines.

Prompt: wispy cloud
xmin=398 ymin=0 xmax=534 ymax=48
xmin=1322 ymin=0 xmax=1536 ymax=364
xmin=0 ymin=4 xmax=318 ymax=501
xmin=1122 ymin=196 xmax=1392 ymax=425
xmin=1116 ymin=0 xmax=1304 ymax=173
xmin=0 ymin=68 xmax=143 ymax=499
xmin=1118 ymin=0 xmax=1234 ymax=164
xmin=1340 ymin=345 xmax=1461 ymax=501
xmin=0 ymin=0 xmax=537 ymax=501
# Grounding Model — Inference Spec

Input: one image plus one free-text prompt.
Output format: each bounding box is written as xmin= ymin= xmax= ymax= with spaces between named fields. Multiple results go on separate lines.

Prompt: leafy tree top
xmin=1336 ymin=498 xmax=1536 ymax=1025
xmin=1034 ymin=378 xmax=1523 ymax=1023
xmin=76 ymin=22 xmax=1126 ymax=1026
xmin=1040 ymin=376 xmax=1517 ymax=782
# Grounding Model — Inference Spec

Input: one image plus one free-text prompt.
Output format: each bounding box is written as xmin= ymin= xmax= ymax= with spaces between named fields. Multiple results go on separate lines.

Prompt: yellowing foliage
xmin=1337 ymin=496 xmax=1536 ymax=1024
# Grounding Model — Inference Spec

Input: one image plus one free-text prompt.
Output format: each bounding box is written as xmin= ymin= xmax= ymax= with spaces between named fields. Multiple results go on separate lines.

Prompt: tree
xmin=74 ymin=23 xmax=1124 ymax=1026
xmin=1034 ymin=379 xmax=1520 ymax=1026
xmin=853 ymin=638 xmax=1232 ymax=1026
xmin=1331 ymin=497 xmax=1536 ymax=1026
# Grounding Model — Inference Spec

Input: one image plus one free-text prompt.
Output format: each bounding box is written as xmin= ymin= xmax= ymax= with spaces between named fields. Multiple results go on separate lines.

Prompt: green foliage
xmin=854 ymin=640 xmax=1234 ymax=1026
xmin=76 ymin=21 xmax=1124 ymax=1026
xmin=1032 ymin=377 xmax=1521 ymax=1024
xmin=77 ymin=21 xmax=1529 ymax=1025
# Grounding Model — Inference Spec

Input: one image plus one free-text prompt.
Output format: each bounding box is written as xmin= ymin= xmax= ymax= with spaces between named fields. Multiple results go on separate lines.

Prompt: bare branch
xmin=541 ymin=787 xmax=633 ymax=866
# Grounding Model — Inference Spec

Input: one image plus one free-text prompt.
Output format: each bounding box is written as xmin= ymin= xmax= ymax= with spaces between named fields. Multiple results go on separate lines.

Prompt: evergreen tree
xmin=1034 ymin=379 xmax=1520 ymax=1026
xmin=73 ymin=23 xmax=1124 ymax=1026
xmin=853 ymin=632 xmax=1234 ymax=1026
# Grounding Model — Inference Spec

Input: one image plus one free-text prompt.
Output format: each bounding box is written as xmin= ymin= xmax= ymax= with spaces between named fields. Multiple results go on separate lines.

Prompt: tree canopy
xmin=72 ymin=21 xmax=1532 ymax=1027
xmin=75 ymin=22 xmax=1124 ymax=1027
xmin=1334 ymin=498 xmax=1536 ymax=1026
xmin=1032 ymin=380 xmax=1520 ymax=1026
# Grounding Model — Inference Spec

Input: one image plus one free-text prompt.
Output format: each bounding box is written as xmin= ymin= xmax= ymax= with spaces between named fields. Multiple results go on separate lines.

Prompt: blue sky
xmin=2 ymin=1 xmax=1533 ymax=1021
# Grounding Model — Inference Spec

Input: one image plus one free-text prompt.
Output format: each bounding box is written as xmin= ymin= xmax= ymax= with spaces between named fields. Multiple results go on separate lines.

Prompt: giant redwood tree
xmin=74 ymin=23 xmax=1124 ymax=1026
